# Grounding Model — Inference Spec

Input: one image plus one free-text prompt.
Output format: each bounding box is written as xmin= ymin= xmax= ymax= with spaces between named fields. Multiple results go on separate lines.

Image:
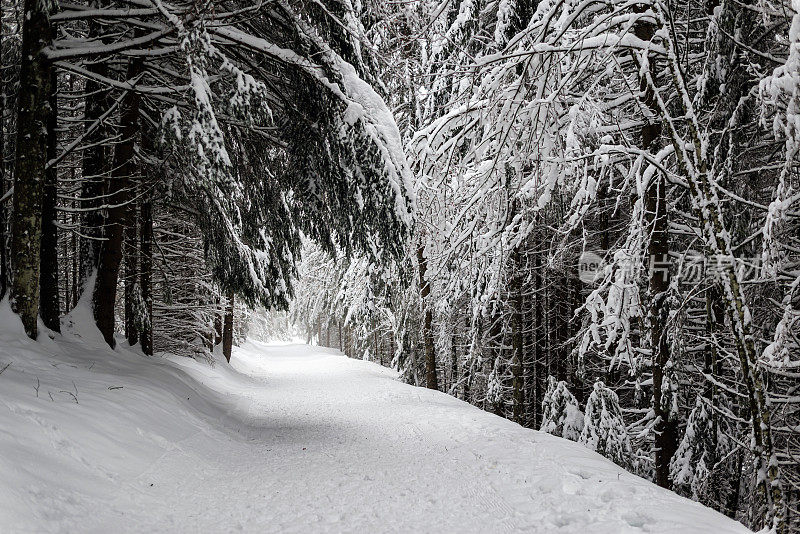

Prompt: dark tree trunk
xmin=703 ymin=284 xmax=724 ymax=504
xmin=462 ymin=315 xmax=473 ymax=402
xmin=139 ymin=195 xmax=153 ymax=355
xmin=417 ymin=242 xmax=438 ymax=390
xmin=124 ymin=190 xmax=139 ymax=346
xmin=61 ymin=207 xmax=69 ymax=315
xmin=40 ymin=67 xmax=60 ymax=333
xmin=533 ymin=243 xmax=546 ymax=428
xmin=222 ymin=292 xmax=234 ymax=362
xmin=0 ymin=19 xmax=7 ymax=301
xmin=488 ymin=335 xmax=504 ymax=417
xmin=92 ymin=56 xmax=142 ymax=347
xmin=544 ymin=280 xmax=553 ymax=381
xmin=214 ymin=297 xmax=223 ymax=346
xmin=647 ymin=177 xmax=678 ymax=489
xmin=66 ymin=74 xmax=77 ymax=313
xmin=635 ymin=10 xmax=677 ymax=489
xmin=0 ymin=164 xmax=6 ymax=301
xmin=78 ymin=0 xmax=111 ymax=295
xmin=71 ymin=195 xmax=78 ymax=308
xmin=389 ymin=333 xmax=395 ymax=368
xmin=511 ymin=246 xmax=525 ymax=424
xmin=10 ymin=0 xmax=53 ymax=339
xmin=522 ymin=282 xmax=536 ymax=427
xmin=450 ymin=326 xmax=458 ymax=394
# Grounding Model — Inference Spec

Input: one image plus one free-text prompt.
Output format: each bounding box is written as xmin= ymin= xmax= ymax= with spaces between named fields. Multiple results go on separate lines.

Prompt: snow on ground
xmin=0 ymin=312 xmax=749 ymax=533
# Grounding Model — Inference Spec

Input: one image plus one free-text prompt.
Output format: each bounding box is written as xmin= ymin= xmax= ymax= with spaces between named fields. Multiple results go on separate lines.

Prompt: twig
xmin=60 ymin=390 xmax=79 ymax=404
xmin=59 ymin=381 xmax=80 ymax=404
xmin=0 ymin=362 xmax=10 ymax=376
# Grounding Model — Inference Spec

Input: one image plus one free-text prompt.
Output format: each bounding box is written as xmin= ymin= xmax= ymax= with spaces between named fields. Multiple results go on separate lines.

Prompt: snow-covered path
xmin=1 ymin=334 xmax=749 ymax=533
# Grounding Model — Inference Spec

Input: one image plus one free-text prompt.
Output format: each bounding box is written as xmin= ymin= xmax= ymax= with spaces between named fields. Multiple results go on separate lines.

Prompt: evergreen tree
xmin=580 ymin=381 xmax=634 ymax=470
xmin=540 ymin=377 xmax=584 ymax=442
xmin=670 ymin=395 xmax=732 ymax=503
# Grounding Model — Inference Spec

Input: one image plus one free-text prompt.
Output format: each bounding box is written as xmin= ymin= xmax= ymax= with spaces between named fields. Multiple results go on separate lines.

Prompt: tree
xmin=581 ymin=381 xmax=634 ymax=470
xmin=222 ymin=293 xmax=234 ymax=363
xmin=92 ymin=54 xmax=143 ymax=347
xmin=9 ymin=0 xmax=53 ymax=338
xmin=670 ymin=395 xmax=732 ymax=504
xmin=40 ymin=66 xmax=60 ymax=333
xmin=540 ymin=377 xmax=584 ymax=442
xmin=417 ymin=239 xmax=438 ymax=390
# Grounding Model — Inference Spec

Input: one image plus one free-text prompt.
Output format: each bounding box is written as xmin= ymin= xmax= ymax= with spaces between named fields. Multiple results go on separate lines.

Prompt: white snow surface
xmin=0 ymin=312 xmax=749 ymax=533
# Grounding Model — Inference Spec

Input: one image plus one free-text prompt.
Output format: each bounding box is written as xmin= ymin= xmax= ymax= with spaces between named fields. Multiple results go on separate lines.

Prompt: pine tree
xmin=670 ymin=395 xmax=732 ymax=503
xmin=486 ymin=359 xmax=503 ymax=414
xmin=540 ymin=377 xmax=584 ymax=442
xmin=580 ymin=381 xmax=634 ymax=470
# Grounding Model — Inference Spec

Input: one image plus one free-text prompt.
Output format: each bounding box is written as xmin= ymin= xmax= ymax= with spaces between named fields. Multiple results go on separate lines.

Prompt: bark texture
xmin=92 ymin=56 xmax=142 ymax=347
xmin=40 ymin=67 xmax=60 ymax=333
xmin=417 ymin=242 xmax=438 ymax=390
xmin=10 ymin=0 xmax=53 ymax=339
xmin=222 ymin=293 xmax=235 ymax=362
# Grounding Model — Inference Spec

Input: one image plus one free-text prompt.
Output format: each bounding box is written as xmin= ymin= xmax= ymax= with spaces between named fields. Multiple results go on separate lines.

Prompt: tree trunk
xmin=450 ymin=325 xmax=458 ymax=394
xmin=78 ymin=1 xmax=111 ymax=295
xmin=214 ymin=297 xmax=223 ymax=346
xmin=0 ymin=18 xmax=8 ymax=301
xmin=92 ymin=56 xmax=142 ymax=347
xmin=511 ymin=246 xmax=525 ymax=424
xmin=124 ymin=189 xmax=139 ymax=346
xmin=61 ymin=207 xmax=69 ymax=315
xmin=634 ymin=7 xmax=677 ymax=490
xmin=139 ymin=195 xmax=153 ymax=355
xmin=40 ymin=67 xmax=60 ymax=333
xmin=10 ymin=0 xmax=53 ymax=339
xmin=522 ymin=281 xmax=536 ymax=426
xmin=704 ymin=284 xmax=724 ymax=505
xmin=71 ymin=196 xmax=78 ymax=308
xmin=533 ymin=243 xmax=546 ymax=429
xmin=222 ymin=292 xmax=234 ymax=362
xmin=555 ymin=274 xmax=568 ymax=382
xmin=647 ymin=172 xmax=677 ymax=489
xmin=417 ymin=242 xmax=438 ymax=390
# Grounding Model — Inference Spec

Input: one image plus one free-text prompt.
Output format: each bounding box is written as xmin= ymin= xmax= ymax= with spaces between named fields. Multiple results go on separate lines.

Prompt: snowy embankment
xmin=0 ymin=308 xmax=748 ymax=533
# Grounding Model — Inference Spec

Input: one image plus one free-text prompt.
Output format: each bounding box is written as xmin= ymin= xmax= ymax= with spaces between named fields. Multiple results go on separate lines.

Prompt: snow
xmin=0 ymin=316 xmax=750 ymax=532
xmin=336 ymin=56 xmax=416 ymax=225
xmin=206 ymin=25 xmax=415 ymax=226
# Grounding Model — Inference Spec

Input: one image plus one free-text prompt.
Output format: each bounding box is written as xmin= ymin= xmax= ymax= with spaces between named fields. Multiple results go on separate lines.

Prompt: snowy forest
xmin=1 ymin=0 xmax=799 ymax=532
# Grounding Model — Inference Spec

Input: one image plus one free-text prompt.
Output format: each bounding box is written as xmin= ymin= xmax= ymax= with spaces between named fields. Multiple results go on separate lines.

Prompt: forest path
xmin=0 ymin=335 xmax=748 ymax=533
xmin=150 ymin=342 xmax=746 ymax=533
